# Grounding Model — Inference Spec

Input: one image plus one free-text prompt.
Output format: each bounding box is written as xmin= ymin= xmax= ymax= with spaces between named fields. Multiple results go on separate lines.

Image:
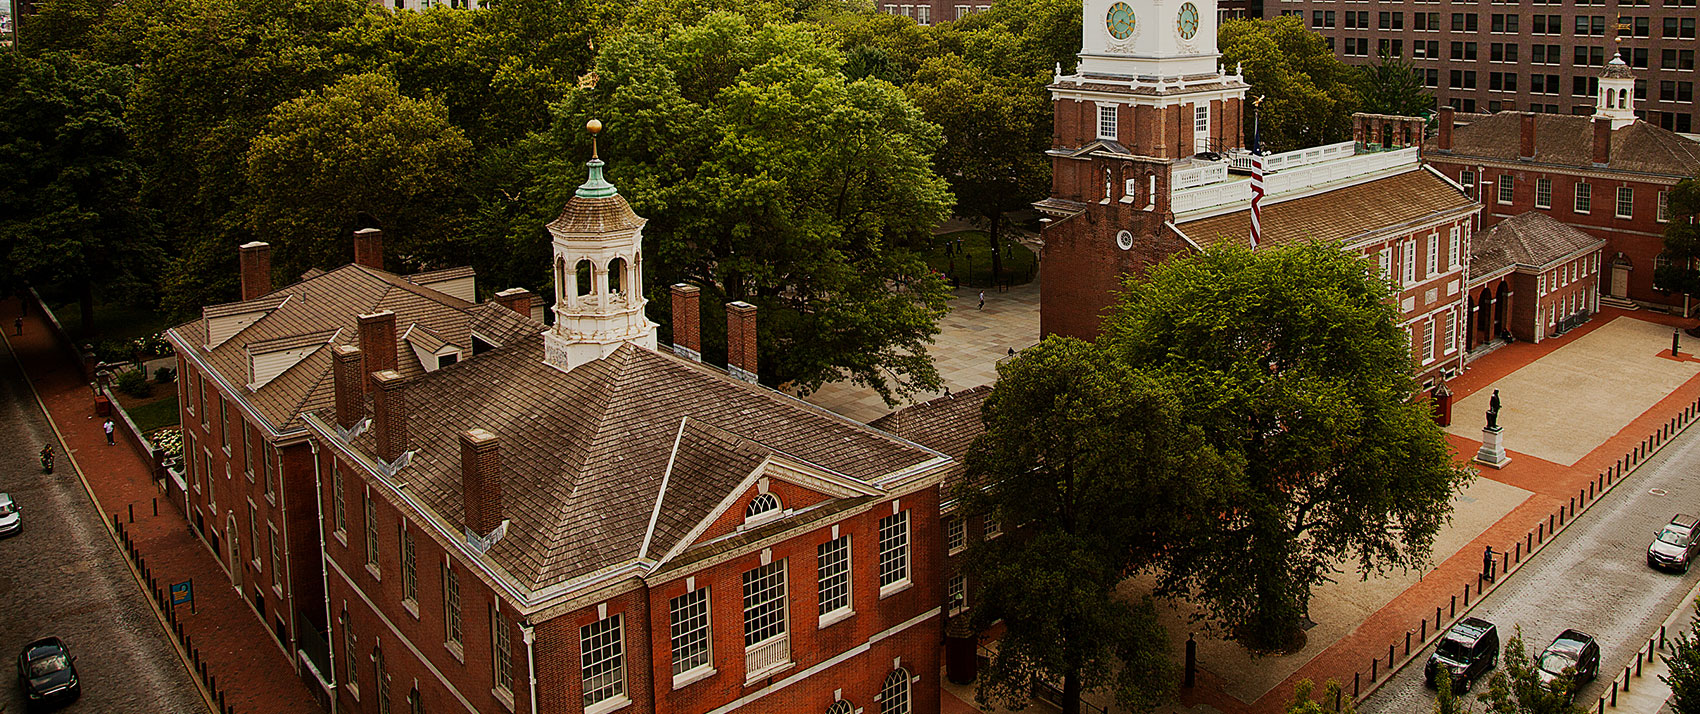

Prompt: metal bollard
xmin=1515 ymin=541 xmax=1522 ymax=562
xmin=1612 ymin=680 xmax=1618 ymax=706
xmin=1625 ymin=666 xmax=1631 ymax=692
xmin=1591 ymin=481 xmax=1596 ymax=499
xmin=1372 ymin=657 xmax=1378 ymax=681
xmin=1355 ymin=672 xmax=1361 ymax=697
xmin=1422 ymin=619 xmax=1428 ymax=640
xmin=1549 ymin=514 xmax=1555 ymax=532
xmin=1436 ymin=607 xmax=1443 ymax=629
xmin=1464 ymin=584 xmax=1471 ymax=607
xmin=1389 ymin=644 xmax=1396 ymax=667
xmin=1527 ymin=532 xmax=1533 ymax=552
xmin=153 ymin=497 xmax=158 ymax=516
xmin=128 ymin=503 xmax=134 ymax=523
xmin=1638 ymin=648 xmax=1645 ymax=676
xmin=1504 ymin=551 xmax=1510 ymax=572
xmin=1406 ymin=631 xmax=1412 ymax=656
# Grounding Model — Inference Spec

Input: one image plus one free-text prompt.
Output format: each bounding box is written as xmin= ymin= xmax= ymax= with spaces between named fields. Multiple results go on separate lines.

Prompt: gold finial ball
xmin=586 ymin=119 xmax=603 ymax=134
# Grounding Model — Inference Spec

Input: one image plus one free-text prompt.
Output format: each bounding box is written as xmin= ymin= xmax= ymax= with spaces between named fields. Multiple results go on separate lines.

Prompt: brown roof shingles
xmin=1469 ymin=212 xmax=1608 ymax=278
xmin=1426 ymin=114 xmax=1700 ymax=177
xmin=1177 ymin=169 xmax=1476 ymax=250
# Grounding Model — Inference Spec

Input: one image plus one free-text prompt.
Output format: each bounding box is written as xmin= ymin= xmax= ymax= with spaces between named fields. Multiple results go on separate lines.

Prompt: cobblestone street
xmin=0 ymin=326 xmax=207 ymax=713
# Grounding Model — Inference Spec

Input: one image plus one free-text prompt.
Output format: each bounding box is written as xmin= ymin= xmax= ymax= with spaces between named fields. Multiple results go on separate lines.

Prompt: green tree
xmin=1653 ymin=177 xmax=1700 ymax=305
xmin=1662 ymin=616 xmax=1700 ymax=714
xmin=541 ymin=12 xmax=954 ymax=403
xmin=906 ymin=53 xmax=1049 ymax=282
xmin=1356 ymin=48 xmax=1432 ymax=118
xmin=1103 ymin=242 xmax=1472 ymax=651
xmin=1285 ymin=679 xmax=1356 ymax=714
xmin=959 ymin=336 xmax=1211 ymax=714
xmin=244 ymin=72 xmax=474 ymax=278
xmin=1219 ymin=16 xmax=1361 ymax=152
xmin=1478 ymin=629 xmax=1587 ymax=714
xmin=0 ymin=50 xmax=162 ymax=327
xmin=1435 ymin=668 xmax=1474 ymax=714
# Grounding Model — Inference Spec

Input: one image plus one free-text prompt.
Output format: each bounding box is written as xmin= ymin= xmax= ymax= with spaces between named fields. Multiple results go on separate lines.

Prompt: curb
xmin=0 ymin=327 xmax=218 ymax=714
xmin=1351 ymin=398 xmax=1700 ymax=707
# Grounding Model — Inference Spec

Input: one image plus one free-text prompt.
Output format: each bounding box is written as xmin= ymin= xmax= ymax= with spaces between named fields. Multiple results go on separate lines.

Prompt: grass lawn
xmin=49 ymin=298 xmax=170 ymax=345
xmin=122 ymin=393 xmax=181 ymax=434
xmin=922 ymin=230 xmax=1038 ymax=289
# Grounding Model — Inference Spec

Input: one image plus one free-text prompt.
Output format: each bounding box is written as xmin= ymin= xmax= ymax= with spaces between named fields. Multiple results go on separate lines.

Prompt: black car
xmin=1537 ymin=629 xmax=1600 ymax=697
xmin=1425 ymin=617 xmax=1500 ymax=692
xmin=16 ymin=637 xmax=80 ymax=708
xmin=1648 ymin=514 xmax=1700 ymax=572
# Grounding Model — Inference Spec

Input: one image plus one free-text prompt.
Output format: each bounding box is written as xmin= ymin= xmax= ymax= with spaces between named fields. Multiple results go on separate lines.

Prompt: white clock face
xmin=1116 ymin=230 xmax=1135 ymax=250
xmin=1176 ymin=2 xmax=1201 ymax=39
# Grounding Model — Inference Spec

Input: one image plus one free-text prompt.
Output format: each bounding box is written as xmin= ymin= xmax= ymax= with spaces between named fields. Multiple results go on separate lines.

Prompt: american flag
xmin=1249 ymin=99 xmax=1265 ymax=249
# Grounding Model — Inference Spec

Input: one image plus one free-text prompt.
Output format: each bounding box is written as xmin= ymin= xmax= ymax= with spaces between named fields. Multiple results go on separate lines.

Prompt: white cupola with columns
xmin=1595 ymin=55 xmax=1637 ymax=129
xmin=541 ymin=119 xmax=658 ymax=373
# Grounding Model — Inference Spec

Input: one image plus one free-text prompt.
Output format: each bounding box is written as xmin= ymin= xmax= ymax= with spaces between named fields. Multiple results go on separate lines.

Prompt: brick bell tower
xmin=1036 ymin=0 xmax=1249 ymax=339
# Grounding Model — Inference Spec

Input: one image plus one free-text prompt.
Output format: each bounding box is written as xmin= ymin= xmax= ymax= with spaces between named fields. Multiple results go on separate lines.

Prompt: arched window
xmin=1619 ymin=92 xmax=1628 ymax=109
xmin=409 ymin=686 xmax=424 ymax=714
xmin=880 ymin=668 xmax=911 ymax=714
xmin=608 ymin=257 xmax=626 ymax=295
xmin=745 ymin=493 xmax=781 ymax=522
xmin=826 ymin=701 xmax=853 ymax=714
xmin=555 ymin=257 xmax=567 ymax=306
xmin=575 ymin=259 xmax=593 ymax=297
xmin=1102 ymin=167 xmax=1112 ymax=199
xmin=1605 ymin=88 xmax=1615 ymax=107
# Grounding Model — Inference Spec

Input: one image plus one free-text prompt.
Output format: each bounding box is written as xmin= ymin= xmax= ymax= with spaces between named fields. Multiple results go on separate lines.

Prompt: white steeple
xmin=1076 ymin=0 xmax=1222 ymax=78
xmin=541 ymin=119 xmax=659 ymax=373
xmin=1595 ymin=55 xmax=1637 ymax=130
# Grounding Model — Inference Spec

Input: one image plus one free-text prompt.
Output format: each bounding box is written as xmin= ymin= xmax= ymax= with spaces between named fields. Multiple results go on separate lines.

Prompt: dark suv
xmin=1648 ymin=514 xmax=1700 ymax=572
xmin=1425 ymin=618 xmax=1500 ymax=691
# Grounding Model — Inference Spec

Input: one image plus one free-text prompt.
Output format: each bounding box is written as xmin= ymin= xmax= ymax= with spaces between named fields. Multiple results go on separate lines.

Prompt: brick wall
xmin=1039 ymin=202 xmax=1185 ymax=340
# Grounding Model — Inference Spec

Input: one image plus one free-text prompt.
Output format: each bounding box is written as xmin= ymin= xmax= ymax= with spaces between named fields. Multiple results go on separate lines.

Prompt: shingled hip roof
xmin=1426 ymin=113 xmax=1700 ymax=177
xmin=1176 ymin=169 xmax=1476 ymax=250
xmin=1468 ymin=211 xmax=1608 ymax=280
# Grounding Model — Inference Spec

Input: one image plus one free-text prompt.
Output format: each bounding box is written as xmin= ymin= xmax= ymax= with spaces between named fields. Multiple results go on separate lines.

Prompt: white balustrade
xmin=1175 ymin=146 xmax=1421 ymax=216
xmin=745 ymin=635 xmax=790 ymax=677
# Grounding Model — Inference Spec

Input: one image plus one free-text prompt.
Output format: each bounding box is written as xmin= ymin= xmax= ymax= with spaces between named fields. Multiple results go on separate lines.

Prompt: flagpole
xmin=1249 ymin=95 xmax=1265 ymax=250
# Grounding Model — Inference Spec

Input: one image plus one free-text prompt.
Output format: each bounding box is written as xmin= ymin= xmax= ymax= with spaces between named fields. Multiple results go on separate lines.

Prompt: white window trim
xmin=1096 ymin=104 xmax=1119 ymax=141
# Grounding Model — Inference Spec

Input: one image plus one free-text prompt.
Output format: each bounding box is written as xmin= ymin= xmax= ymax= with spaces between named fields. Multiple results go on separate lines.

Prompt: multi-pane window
xmin=262 ymin=443 xmax=275 ymax=500
xmin=220 ymin=397 xmax=230 ymax=450
xmin=1461 ymin=170 xmax=1476 ymax=200
xmin=1427 ymin=234 xmax=1440 ymax=276
xmin=343 ymin=612 xmax=359 ymax=693
xmin=669 ymin=589 xmax=712 ymax=676
xmin=581 ymin=615 xmax=626 ymax=707
xmin=945 ymin=517 xmax=966 ymax=554
xmin=1532 ymin=13 xmax=1560 ymax=33
xmin=880 ymin=669 xmax=912 ymax=714
xmin=1616 ymin=186 xmax=1634 ymax=218
xmin=1575 ymin=14 xmax=1606 ymax=34
xmin=817 ymin=536 xmax=853 ymax=617
xmin=1379 ymin=248 xmax=1393 ymax=279
xmin=1490 ymin=43 xmax=1519 ymax=62
xmin=243 ymin=424 xmax=254 ymax=476
xmin=1379 ymin=10 xmax=1404 ymax=29
xmin=878 ymin=511 xmax=911 ymax=590
xmin=1532 ymin=44 xmax=1560 ymax=64
xmin=1402 ymin=239 xmax=1417 ymax=285
xmin=198 ymin=376 xmax=207 ymax=426
xmin=1489 ymin=13 xmax=1517 ymax=32
xmin=492 ymin=607 xmax=513 ymax=693
xmin=1575 ymin=183 xmax=1592 ymax=213
xmin=948 ymin=574 xmax=967 ymax=613
xmin=364 ymin=492 xmax=379 ymax=571
xmin=270 ymin=527 xmax=282 ymax=590
xmin=1452 ymin=12 xmax=1479 ymax=31
xmin=333 ymin=468 xmax=347 ymax=534
xmin=1489 ymin=72 xmax=1518 ymax=92
xmin=984 ymin=517 xmax=1003 ymax=539
xmin=402 ymin=527 xmax=417 ymax=604
xmin=1450 ymin=41 xmax=1478 ymax=60
xmin=1536 ymin=178 xmax=1553 ymax=208
xmin=375 ymin=646 xmax=391 ymax=714
xmin=827 ymin=702 xmax=853 ymax=714
xmin=1097 ymin=105 xmax=1117 ymax=140
xmin=1662 ymin=49 xmax=1697 ymax=70
xmin=1497 ymin=174 xmax=1514 ymax=204
xmin=1449 ymin=227 xmax=1462 ymax=269
xmin=1422 ymin=321 xmax=1435 ymax=361
xmin=742 ymin=560 xmax=789 ymax=649
xmin=1659 ymin=191 xmax=1671 ymax=222
xmin=249 ymin=503 xmax=261 ymax=567
xmin=442 ymin=565 xmax=462 ymax=647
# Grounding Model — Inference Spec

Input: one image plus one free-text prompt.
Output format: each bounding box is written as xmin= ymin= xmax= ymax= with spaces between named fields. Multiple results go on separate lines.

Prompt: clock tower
xmin=1035 ymin=0 xmax=1249 ymax=338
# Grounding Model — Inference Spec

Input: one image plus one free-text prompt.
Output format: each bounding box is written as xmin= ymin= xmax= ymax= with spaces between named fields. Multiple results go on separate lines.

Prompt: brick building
xmin=164 ymin=233 xmax=541 ymax=703
xmin=1035 ymin=0 xmax=1482 ymax=385
xmin=1269 ymin=0 xmax=1698 ymax=133
xmin=1424 ymin=66 xmax=1700 ymax=311
xmin=1465 ymin=211 xmax=1607 ymax=346
xmin=876 ymin=1 xmax=992 ymax=26
xmin=301 ymin=136 xmax=954 ymax=714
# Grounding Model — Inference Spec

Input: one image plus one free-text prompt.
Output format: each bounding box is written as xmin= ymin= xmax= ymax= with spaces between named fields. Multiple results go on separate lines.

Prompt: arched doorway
xmin=1493 ymin=282 xmax=1511 ymax=341
xmin=225 ymin=515 xmax=242 ymax=590
xmin=1473 ymin=286 xmax=1494 ymax=346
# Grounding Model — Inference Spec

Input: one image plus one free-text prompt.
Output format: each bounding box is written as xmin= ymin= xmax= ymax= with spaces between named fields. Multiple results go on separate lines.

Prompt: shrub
xmin=115 ymin=369 xmax=153 ymax=398
xmin=153 ymin=366 xmax=176 ymax=384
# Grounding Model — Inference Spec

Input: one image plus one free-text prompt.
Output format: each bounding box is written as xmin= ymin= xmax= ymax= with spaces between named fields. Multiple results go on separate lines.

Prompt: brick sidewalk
xmin=2 ymin=297 xmax=323 ymax=714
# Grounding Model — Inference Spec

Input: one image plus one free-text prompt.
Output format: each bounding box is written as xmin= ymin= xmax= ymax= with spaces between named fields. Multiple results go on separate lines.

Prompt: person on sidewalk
xmin=1483 ymin=545 xmax=1495 ymax=583
xmin=103 ymin=418 xmax=115 ymax=445
xmin=978 ymin=291 xmax=985 ymax=310
xmin=13 ymin=316 xmax=20 ymax=336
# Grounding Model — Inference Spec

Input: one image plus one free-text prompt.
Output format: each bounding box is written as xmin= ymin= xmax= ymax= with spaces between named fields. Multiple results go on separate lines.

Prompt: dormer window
xmin=744 ymin=493 xmax=782 ymax=526
xmin=1097 ymin=105 xmax=1118 ymax=140
xmin=438 ymin=353 xmax=459 ymax=369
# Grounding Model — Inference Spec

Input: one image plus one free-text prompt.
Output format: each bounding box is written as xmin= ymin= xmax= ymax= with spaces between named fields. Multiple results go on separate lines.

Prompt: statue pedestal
xmin=1474 ymin=425 xmax=1511 ymax=468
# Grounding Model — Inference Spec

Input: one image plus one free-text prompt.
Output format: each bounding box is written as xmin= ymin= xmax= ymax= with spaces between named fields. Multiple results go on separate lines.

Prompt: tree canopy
xmin=1356 ymin=48 xmax=1433 ymax=118
xmin=1219 ymin=15 xmax=1361 ymax=152
xmin=1101 ymin=242 xmax=1471 ymax=650
xmin=1653 ymin=177 xmax=1700 ymax=304
xmin=1478 ymin=629 xmax=1588 ymax=714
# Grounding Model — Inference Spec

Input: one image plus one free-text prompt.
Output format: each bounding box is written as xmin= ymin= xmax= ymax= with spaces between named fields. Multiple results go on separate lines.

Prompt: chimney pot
xmin=460 ymin=428 xmax=503 ymax=537
xmin=371 ymin=370 xmax=408 ymax=463
xmin=726 ymin=301 xmax=758 ymax=383
xmin=671 ymin=284 xmax=701 ymax=361
xmin=353 ymin=228 xmax=385 ymax=271
xmin=239 ymin=242 xmax=273 ymax=301
xmin=493 ymin=288 xmax=534 ymax=317
xmin=357 ymin=311 xmax=398 ymax=394
xmin=332 ymin=344 xmax=364 ymax=429
xmin=1519 ymin=114 xmax=1536 ymax=160
xmin=1592 ymin=118 xmax=1612 ymax=166
xmin=1438 ymin=107 xmax=1455 ymax=152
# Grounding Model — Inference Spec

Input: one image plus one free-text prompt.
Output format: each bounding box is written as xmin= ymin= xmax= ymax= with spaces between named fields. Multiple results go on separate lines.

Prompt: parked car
xmin=16 ymin=637 xmax=80 ymax=708
xmin=1648 ymin=514 xmax=1700 ymax=572
xmin=1425 ymin=617 xmax=1500 ymax=691
xmin=1536 ymin=629 xmax=1600 ymax=697
xmin=0 ymin=493 xmax=18 ymax=537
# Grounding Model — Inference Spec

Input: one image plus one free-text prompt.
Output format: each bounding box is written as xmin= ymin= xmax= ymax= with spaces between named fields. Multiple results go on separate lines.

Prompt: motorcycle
xmin=40 ymin=448 xmax=53 ymax=474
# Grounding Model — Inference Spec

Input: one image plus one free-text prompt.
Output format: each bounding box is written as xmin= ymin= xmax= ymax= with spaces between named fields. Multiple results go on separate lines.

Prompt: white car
xmin=0 ymin=493 xmax=19 ymax=537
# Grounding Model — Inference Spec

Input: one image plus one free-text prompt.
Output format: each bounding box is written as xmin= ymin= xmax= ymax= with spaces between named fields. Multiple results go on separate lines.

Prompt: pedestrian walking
xmin=13 ymin=316 xmax=21 ymax=336
xmin=978 ymin=291 xmax=985 ymax=310
xmin=103 ymin=418 xmax=115 ymax=445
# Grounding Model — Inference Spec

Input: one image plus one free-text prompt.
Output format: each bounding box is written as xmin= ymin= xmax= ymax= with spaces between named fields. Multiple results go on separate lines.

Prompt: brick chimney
xmin=332 ymin=344 xmax=364 ymax=429
xmin=492 ymin=288 xmax=533 ymax=317
xmin=1438 ymin=107 xmax=1455 ymax=152
xmin=239 ymin=242 xmax=272 ymax=301
xmin=726 ymin=301 xmax=757 ymax=383
xmin=353 ymin=228 xmax=384 ymax=270
xmin=357 ymin=311 xmax=398 ymax=394
xmin=670 ymin=284 xmax=701 ymax=361
xmin=1592 ymin=118 xmax=1612 ymax=166
xmin=371 ymin=370 xmax=408 ymax=463
xmin=460 ymin=428 xmax=503 ymax=537
xmin=1519 ymin=114 xmax=1536 ymax=160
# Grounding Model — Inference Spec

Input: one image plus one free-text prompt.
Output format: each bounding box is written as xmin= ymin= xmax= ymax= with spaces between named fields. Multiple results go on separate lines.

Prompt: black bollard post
xmin=1624 ymin=666 xmax=1631 ymax=692
xmin=1422 ymin=619 xmax=1428 ymax=640
xmin=1335 ymin=688 xmax=1342 ymax=712
xmin=1406 ymin=631 xmax=1412 ymax=656
xmin=1465 ymin=584 xmax=1471 ymax=606
xmin=1503 ymin=551 xmax=1510 ymax=572
xmin=1389 ymin=644 xmax=1395 ymax=667
xmin=1355 ymin=672 xmax=1361 ymax=697
xmin=1372 ymin=658 xmax=1378 ymax=681
xmin=1451 ymin=595 xmax=1457 ymax=617
xmin=1436 ymin=607 xmax=1442 ymax=629
xmin=153 ymin=497 xmax=158 ymax=516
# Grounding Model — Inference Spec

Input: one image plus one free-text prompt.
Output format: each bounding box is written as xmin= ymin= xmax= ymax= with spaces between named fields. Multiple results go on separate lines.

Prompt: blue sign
xmin=170 ymin=580 xmax=193 ymax=607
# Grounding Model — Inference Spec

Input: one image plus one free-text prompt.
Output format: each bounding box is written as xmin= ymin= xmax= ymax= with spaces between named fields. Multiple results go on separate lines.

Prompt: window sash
xmin=581 ymin=615 xmax=626 ymax=706
xmin=669 ymin=589 xmax=712 ymax=676
xmin=492 ymin=608 xmax=513 ymax=693
xmin=1097 ymin=106 xmax=1118 ymax=140
xmin=742 ymin=560 xmax=789 ymax=647
xmin=1575 ymin=183 xmax=1592 ymax=213
xmin=402 ymin=529 xmax=417 ymax=603
xmin=878 ymin=511 xmax=911 ymax=588
xmin=817 ymin=536 xmax=853 ymax=616
xmin=1616 ymin=186 xmax=1634 ymax=218
xmin=443 ymin=566 xmax=462 ymax=646
xmin=880 ymin=669 xmax=912 ymax=714
xmin=1535 ymin=178 xmax=1552 ymax=208
xmin=364 ymin=493 xmax=379 ymax=569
